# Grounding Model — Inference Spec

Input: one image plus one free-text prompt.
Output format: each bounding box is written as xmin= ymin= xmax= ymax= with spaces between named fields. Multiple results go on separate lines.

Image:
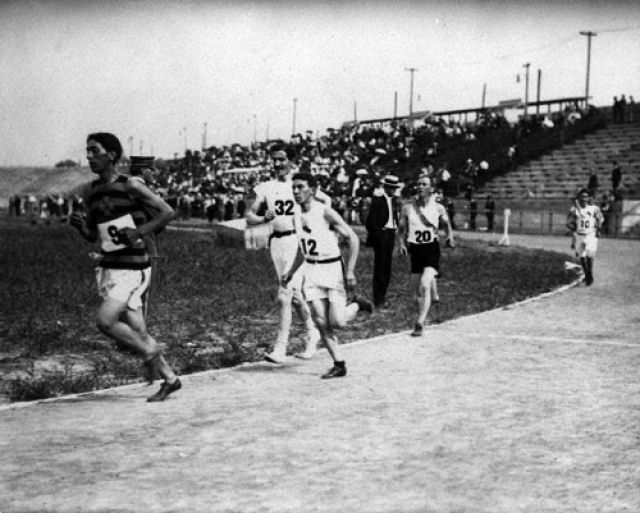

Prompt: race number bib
xmin=97 ymin=214 xmax=136 ymax=252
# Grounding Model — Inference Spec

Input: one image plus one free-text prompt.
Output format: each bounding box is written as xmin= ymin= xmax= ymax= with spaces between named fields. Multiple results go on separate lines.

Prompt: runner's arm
xmin=396 ymin=205 xmax=409 ymax=256
xmin=439 ymin=204 xmax=455 ymax=247
xmin=325 ymin=207 xmax=359 ymax=286
xmin=69 ymin=188 xmax=97 ymax=243
xmin=245 ymin=188 xmax=273 ymax=225
xmin=120 ymin=178 xmax=174 ymax=245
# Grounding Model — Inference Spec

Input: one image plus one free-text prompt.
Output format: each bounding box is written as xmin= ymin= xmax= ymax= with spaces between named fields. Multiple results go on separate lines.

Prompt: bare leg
xmin=96 ymin=298 xmax=154 ymax=357
xmin=124 ymin=308 xmax=177 ymax=383
xmin=309 ymin=298 xmax=343 ymax=363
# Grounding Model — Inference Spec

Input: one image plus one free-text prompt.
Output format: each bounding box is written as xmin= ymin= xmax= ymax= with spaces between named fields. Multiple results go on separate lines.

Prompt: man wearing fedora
xmin=365 ymin=174 xmax=401 ymax=308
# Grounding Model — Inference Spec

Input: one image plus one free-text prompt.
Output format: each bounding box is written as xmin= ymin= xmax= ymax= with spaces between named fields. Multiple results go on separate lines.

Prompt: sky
xmin=1 ymin=0 xmax=639 ymax=167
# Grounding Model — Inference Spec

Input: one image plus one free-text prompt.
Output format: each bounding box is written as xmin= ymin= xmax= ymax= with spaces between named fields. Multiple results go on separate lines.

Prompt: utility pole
xmin=481 ymin=82 xmax=487 ymax=109
xmin=523 ymin=63 xmax=531 ymax=118
xmin=536 ymin=69 xmax=542 ymax=116
xmin=253 ymin=114 xmax=257 ymax=144
xmin=183 ymin=126 xmax=187 ymax=152
xmin=203 ymin=122 xmax=208 ymax=150
xmin=139 ymin=140 xmax=144 ymax=154
xmin=405 ymin=67 xmax=418 ymax=116
xmin=393 ymin=91 xmax=398 ymax=119
xmin=579 ymin=30 xmax=597 ymax=106
xmin=353 ymin=100 xmax=357 ymax=122
xmin=292 ymin=98 xmax=298 ymax=136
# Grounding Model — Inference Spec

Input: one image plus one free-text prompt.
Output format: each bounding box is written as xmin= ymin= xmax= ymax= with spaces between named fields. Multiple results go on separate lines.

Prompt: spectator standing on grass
xmin=485 ymin=194 xmax=496 ymax=232
xmin=245 ymin=147 xmax=321 ymax=363
xmin=282 ymin=173 xmax=372 ymax=379
xmin=397 ymin=175 xmax=455 ymax=337
xmin=566 ymin=188 xmax=604 ymax=286
xmin=469 ymin=195 xmax=478 ymax=231
xmin=69 ymin=132 xmax=181 ymax=402
xmin=445 ymin=196 xmax=457 ymax=230
xmin=365 ymin=174 xmax=401 ymax=308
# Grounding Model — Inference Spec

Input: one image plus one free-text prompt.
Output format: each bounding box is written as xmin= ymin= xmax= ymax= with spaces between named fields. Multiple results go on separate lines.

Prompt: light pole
xmin=405 ymin=67 xmax=418 ymax=116
xmin=523 ymin=63 xmax=531 ymax=118
xmin=580 ymin=30 xmax=597 ymax=106
xmin=139 ymin=140 xmax=144 ymax=154
xmin=128 ymin=136 xmax=134 ymax=156
xmin=253 ymin=114 xmax=257 ymax=144
xmin=203 ymin=122 xmax=208 ymax=150
xmin=292 ymin=98 xmax=298 ymax=136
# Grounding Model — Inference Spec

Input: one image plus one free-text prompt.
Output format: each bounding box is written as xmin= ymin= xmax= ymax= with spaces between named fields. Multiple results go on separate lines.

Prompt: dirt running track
xmin=1 ymin=234 xmax=639 ymax=513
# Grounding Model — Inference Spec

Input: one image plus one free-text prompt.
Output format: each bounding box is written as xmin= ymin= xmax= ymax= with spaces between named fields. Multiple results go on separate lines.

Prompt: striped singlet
xmin=87 ymin=175 xmax=150 ymax=270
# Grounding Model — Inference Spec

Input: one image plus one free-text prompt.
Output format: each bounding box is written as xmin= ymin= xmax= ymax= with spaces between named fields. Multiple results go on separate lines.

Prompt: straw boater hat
xmin=381 ymin=174 xmax=401 ymax=188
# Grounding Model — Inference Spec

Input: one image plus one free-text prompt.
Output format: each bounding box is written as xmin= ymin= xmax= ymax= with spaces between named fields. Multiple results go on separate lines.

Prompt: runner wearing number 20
xmin=70 ymin=132 xmax=181 ymax=402
xmin=245 ymin=147 xmax=321 ymax=363
xmin=397 ymin=175 xmax=455 ymax=337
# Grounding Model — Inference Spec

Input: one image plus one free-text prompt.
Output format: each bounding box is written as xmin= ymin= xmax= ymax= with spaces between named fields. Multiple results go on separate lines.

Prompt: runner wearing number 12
xmin=70 ymin=132 xmax=181 ymax=402
xmin=245 ymin=147 xmax=321 ymax=363
xmin=282 ymin=173 xmax=372 ymax=379
xmin=397 ymin=175 xmax=455 ymax=337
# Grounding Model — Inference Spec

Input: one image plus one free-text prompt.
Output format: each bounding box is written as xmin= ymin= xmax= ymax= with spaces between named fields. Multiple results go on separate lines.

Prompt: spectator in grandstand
xmin=245 ymin=147 xmax=321 ymax=362
xmin=281 ymin=172 xmax=372 ymax=379
xmin=627 ymin=96 xmax=636 ymax=123
xmin=619 ymin=95 xmax=628 ymax=124
xmin=612 ymin=96 xmax=621 ymax=124
xmin=611 ymin=161 xmax=622 ymax=192
xmin=506 ymin=145 xmax=517 ymax=171
xmin=397 ymin=175 xmax=455 ymax=337
xmin=485 ymin=195 xmax=496 ymax=232
xmin=436 ymin=163 xmax=452 ymax=197
xmin=69 ymin=132 xmax=181 ymax=402
xmin=587 ymin=167 xmax=599 ymax=198
xmin=365 ymin=174 xmax=401 ymax=308
xmin=566 ymin=188 xmax=604 ymax=286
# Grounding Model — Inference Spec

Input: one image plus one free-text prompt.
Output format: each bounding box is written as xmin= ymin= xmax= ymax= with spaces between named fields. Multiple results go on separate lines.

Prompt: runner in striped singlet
xmin=70 ymin=132 xmax=181 ymax=402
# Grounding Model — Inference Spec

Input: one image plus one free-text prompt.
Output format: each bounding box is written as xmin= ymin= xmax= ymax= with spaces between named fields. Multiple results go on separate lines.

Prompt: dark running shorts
xmin=408 ymin=241 xmax=440 ymax=274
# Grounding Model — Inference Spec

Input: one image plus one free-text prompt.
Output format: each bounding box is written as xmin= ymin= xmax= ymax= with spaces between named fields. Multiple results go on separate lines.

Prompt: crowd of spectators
xmin=8 ymin=98 xmax=611 ymax=228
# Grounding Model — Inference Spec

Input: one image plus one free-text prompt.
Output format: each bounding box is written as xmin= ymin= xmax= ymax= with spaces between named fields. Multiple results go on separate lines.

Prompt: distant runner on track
xmin=566 ymin=188 xmax=604 ymax=286
xmin=69 ymin=132 xmax=181 ymax=402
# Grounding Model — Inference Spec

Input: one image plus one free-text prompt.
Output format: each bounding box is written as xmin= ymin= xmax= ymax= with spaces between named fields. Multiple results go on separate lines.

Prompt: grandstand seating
xmin=480 ymin=122 xmax=640 ymax=199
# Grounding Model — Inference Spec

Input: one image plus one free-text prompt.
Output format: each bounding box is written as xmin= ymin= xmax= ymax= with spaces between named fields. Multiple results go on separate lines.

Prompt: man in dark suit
xmin=365 ymin=174 xmax=401 ymax=308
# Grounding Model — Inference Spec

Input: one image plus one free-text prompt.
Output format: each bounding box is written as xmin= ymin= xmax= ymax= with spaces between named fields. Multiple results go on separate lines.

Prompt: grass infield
xmin=0 ymin=218 xmax=578 ymax=402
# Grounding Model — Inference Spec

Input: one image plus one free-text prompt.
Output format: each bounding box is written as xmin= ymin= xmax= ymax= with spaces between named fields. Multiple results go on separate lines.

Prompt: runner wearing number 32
xmin=245 ymin=147 xmax=321 ymax=363
xmin=397 ymin=175 xmax=455 ymax=337
xmin=70 ymin=132 xmax=181 ymax=402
